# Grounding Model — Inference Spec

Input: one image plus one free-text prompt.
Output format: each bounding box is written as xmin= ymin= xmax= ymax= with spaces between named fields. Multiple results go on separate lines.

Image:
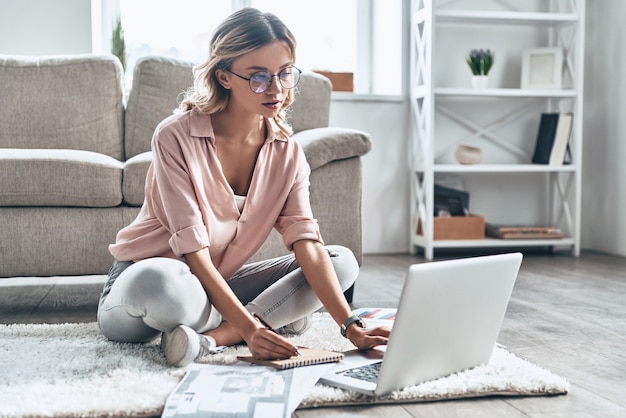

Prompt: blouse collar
xmin=188 ymin=109 xmax=289 ymax=144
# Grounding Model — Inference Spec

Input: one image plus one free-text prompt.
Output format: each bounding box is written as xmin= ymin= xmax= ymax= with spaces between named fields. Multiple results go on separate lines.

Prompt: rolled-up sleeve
xmin=152 ymin=124 xmax=210 ymax=257
xmin=168 ymin=225 xmax=210 ymax=257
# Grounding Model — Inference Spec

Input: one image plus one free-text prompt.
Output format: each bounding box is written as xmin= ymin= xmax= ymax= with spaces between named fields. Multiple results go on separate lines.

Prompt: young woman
xmin=97 ymin=7 xmax=390 ymax=367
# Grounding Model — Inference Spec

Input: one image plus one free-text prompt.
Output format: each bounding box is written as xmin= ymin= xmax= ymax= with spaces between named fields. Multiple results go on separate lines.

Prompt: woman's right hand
xmin=245 ymin=326 xmax=300 ymax=360
xmin=185 ymin=249 xmax=299 ymax=360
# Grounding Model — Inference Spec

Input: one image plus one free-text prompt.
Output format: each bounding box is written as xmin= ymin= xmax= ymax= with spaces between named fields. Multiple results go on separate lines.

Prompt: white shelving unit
xmin=409 ymin=0 xmax=586 ymax=260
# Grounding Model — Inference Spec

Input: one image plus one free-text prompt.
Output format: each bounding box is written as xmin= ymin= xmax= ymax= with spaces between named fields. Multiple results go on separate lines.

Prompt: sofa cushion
xmin=0 ymin=55 xmax=125 ymax=160
xmin=123 ymin=151 xmax=152 ymax=206
xmin=0 ymin=149 xmax=123 ymax=207
xmin=124 ymin=56 xmax=194 ymax=159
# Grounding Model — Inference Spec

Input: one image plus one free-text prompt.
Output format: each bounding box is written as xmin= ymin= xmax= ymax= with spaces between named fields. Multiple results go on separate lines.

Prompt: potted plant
xmin=466 ymin=49 xmax=494 ymax=88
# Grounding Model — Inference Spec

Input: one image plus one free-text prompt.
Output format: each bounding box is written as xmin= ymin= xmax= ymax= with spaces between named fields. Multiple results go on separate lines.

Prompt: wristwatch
xmin=340 ymin=314 xmax=366 ymax=338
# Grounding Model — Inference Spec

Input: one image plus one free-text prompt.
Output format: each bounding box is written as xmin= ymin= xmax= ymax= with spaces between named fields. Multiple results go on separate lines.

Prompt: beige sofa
xmin=0 ymin=55 xmax=371 ymax=300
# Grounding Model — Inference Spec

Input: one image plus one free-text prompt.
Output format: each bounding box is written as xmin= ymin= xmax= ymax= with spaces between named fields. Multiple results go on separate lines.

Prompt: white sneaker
xmin=161 ymin=325 xmax=222 ymax=367
xmin=279 ymin=315 xmax=312 ymax=336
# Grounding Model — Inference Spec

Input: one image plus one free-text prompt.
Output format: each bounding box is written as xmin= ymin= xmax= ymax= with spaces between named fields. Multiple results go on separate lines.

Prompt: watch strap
xmin=340 ymin=314 xmax=365 ymax=338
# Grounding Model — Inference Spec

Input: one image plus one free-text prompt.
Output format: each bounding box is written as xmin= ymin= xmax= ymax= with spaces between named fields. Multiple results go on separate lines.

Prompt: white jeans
xmin=97 ymin=245 xmax=358 ymax=343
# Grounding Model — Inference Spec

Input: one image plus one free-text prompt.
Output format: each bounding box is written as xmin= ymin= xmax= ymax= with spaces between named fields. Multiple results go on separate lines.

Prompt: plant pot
xmin=471 ymin=75 xmax=489 ymax=89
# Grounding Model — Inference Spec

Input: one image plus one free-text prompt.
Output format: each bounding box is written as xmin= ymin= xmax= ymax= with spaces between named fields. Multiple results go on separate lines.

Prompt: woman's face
xmin=219 ymin=40 xmax=295 ymax=119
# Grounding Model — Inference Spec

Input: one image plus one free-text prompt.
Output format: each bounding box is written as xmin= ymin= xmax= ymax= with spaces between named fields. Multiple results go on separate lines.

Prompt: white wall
xmin=329 ymin=98 xmax=410 ymax=254
xmin=0 ymin=0 xmax=92 ymax=55
xmin=581 ymin=0 xmax=626 ymax=256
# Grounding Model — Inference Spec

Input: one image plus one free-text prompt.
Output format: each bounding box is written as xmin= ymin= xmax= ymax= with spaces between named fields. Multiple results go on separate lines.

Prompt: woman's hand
xmin=245 ymin=326 xmax=300 ymax=360
xmin=346 ymin=324 xmax=391 ymax=351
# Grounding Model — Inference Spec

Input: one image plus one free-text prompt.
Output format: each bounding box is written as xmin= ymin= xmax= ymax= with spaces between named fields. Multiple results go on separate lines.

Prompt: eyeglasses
xmin=225 ymin=66 xmax=301 ymax=94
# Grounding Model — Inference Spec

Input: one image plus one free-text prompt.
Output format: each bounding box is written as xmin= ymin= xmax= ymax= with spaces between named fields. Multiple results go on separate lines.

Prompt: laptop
xmin=320 ymin=252 xmax=523 ymax=396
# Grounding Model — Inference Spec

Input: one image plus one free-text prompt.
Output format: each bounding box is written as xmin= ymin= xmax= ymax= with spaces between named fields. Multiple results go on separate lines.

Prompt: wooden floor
xmin=1 ymin=250 xmax=625 ymax=417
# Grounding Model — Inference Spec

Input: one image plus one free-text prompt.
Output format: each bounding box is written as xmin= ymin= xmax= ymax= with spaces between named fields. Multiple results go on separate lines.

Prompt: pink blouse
xmin=109 ymin=109 xmax=323 ymax=280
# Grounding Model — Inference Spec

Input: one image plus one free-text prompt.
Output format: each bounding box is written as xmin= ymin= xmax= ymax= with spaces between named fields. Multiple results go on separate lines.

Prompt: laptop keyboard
xmin=337 ymin=362 xmax=382 ymax=383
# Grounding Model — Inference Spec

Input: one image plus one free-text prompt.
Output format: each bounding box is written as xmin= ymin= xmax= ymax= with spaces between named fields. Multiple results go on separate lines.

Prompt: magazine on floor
xmin=161 ymin=361 xmax=334 ymax=418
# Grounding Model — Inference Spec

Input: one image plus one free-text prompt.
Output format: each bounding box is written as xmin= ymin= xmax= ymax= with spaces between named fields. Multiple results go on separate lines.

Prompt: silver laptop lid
xmin=375 ymin=252 xmax=522 ymax=395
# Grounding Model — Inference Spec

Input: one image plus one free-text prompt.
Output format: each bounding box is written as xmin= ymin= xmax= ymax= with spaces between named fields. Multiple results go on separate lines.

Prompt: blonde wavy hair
xmin=180 ymin=8 xmax=297 ymax=136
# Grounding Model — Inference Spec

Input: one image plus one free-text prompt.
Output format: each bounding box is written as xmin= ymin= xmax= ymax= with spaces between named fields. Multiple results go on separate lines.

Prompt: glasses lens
xmin=249 ymin=72 xmax=271 ymax=93
xmin=279 ymin=67 xmax=300 ymax=89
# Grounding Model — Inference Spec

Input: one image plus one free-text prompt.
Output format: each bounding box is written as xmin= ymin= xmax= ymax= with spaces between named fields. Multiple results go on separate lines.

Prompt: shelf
xmin=412 ymin=234 xmax=575 ymax=249
xmin=435 ymin=10 xmax=579 ymax=25
xmin=412 ymin=164 xmax=576 ymax=174
xmin=409 ymin=0 xmax=584 ymax=260
xmin=434 ymin=88 xmax=577 ymax=98
xmin=413 ymin=87 xmax=577 ymax=100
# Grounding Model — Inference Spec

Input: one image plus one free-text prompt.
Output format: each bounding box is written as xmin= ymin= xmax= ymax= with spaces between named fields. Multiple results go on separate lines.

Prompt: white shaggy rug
xmin=0 ymin=313 xmax=568 ymax=417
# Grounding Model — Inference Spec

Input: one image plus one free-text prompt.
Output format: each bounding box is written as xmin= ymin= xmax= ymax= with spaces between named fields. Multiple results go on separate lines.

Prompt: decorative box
xmin=418 ymin=215 xmax=485 ymax=240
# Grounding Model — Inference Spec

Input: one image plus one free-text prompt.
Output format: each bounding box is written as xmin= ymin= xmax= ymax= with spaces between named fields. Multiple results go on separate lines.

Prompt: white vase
xmin=471 ymin=75 xmax=489 ymax=89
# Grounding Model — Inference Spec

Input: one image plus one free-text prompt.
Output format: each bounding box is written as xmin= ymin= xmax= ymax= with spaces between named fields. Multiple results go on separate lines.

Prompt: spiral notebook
xmin=237 ymin=347 xmax=344 ymax=370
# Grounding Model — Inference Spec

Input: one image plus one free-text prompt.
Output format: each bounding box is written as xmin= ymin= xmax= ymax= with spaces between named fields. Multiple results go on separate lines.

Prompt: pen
xmin=253 ymin=313 xmax=301 ymax=356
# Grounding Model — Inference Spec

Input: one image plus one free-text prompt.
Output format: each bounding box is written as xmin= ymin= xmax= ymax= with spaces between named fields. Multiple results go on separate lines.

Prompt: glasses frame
xmin=224 ymin=66 xmax=302 ymax=94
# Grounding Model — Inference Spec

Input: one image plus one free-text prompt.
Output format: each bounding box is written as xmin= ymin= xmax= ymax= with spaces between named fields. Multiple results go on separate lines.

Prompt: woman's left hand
xmin=346 ymin=325 xmax=391 ymax=350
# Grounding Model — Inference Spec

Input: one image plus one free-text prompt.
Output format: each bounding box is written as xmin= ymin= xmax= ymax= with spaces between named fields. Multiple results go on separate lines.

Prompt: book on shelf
xmin=486 ymin=223 xmax=564 ymax=240
xmin=531 ymin=113 xmax=573 ymax=165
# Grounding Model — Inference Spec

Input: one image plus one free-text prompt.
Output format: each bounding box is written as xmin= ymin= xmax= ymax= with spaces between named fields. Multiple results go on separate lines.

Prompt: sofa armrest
xmin=292 ymin=127 xmax=372 ymax=171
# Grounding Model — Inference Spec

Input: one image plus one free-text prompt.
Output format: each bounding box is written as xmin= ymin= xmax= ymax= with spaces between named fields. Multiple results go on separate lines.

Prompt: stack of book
xmin=486 ymin=223 xmax=563 ymax=240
